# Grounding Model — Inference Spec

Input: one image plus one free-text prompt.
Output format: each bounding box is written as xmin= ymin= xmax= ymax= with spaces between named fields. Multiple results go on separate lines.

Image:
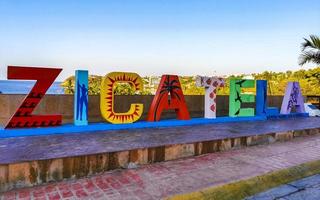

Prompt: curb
xmin=167 ymin=159 xmax=320 ymax=200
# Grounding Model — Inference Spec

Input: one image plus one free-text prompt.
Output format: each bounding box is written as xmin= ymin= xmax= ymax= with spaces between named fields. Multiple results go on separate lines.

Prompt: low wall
xmin=0 ymin=94 xmax=284 ymax=126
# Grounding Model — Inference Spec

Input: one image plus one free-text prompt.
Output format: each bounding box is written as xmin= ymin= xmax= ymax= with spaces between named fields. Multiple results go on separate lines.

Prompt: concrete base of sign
xmin=267 ymin=112 xmax=309 ymax=119
xmin=0 ymin=116 xmax=267 ymax=138
xmin=0 ymin=117 xmax=319 ymax=192
xmin=266 ymin=107 xmax=280 ymax=116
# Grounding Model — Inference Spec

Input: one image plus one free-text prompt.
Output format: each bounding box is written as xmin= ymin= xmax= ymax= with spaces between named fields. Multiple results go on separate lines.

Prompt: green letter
xmin=229 ymin=79 xmax=255 ymax=117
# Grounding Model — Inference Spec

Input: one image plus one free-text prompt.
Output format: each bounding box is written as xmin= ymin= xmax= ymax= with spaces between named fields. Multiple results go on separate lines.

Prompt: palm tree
xmin=299 ymin=35 xmax=320 ymax=66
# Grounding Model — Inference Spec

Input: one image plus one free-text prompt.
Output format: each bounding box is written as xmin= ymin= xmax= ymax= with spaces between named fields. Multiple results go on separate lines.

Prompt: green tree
xmin=60 ymin=76 xmax=75 ymax=94
xmin=88 ymin=75 xmax=102 ymax=95
xmin=61 ymin=67 xmax=320 ymax=96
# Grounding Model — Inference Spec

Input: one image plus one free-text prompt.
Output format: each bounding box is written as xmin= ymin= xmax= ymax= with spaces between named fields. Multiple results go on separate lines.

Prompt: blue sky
xmin=0 ymin=0 xmax=319 ymax=80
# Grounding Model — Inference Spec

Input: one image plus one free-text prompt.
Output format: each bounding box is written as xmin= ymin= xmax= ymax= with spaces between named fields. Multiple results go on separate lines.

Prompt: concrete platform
xmin=0 ymin=117 xmax=319 ymax=164
xmin=0 ymin=116 xmax=266 ymax=138
xmin=2 ymin=130 xmax=320 ymax=199
xmin=0 ymin=117 xmax=319 ymax=192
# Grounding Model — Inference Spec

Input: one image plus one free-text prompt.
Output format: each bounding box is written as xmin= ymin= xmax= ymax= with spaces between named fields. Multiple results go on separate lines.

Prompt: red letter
xmin=5 ymin=66 xmax=62 ymax=129
xmin=147 ymin=75 xmax=190 ymax=121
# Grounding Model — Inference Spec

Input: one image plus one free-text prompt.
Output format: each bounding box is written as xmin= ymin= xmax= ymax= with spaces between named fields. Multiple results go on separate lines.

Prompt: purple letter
xmin=280 ymin=82 xmax=305 ymax=114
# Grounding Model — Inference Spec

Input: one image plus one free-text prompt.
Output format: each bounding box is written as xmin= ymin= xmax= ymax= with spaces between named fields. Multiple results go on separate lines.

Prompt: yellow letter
xmin=100 ymin=72 xmax=143 ymax=124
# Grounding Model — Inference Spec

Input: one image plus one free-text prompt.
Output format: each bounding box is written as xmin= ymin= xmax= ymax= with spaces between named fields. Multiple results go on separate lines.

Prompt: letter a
xmin=280 ymin=82 xmax=305 ymax=114
xmin=147 ymin=75 xmax=190 ymax=121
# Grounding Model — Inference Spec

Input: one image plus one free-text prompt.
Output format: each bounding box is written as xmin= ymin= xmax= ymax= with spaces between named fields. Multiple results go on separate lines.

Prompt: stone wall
xmin=0 ymin=94 xmax=284 ymax=126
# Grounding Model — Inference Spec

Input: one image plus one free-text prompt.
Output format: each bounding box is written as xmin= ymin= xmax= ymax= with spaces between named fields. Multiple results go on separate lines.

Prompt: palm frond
xmin=301 ymin=35 xmax=320 ymax=51
xmin=310 ymin=35 xmax=320 ymax=49
xmin=299 ymin=50 xmax=320 ymax=65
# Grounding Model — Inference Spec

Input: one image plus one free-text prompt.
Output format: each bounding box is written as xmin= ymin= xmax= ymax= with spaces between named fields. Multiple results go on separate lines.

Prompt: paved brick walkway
xmin=1 ymin=134 xmax=320 ymax=200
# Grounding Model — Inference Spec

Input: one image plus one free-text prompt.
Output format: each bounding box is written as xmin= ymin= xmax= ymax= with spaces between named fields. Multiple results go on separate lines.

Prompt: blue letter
xmin=74 ymin=70 xmax=89 ymax=125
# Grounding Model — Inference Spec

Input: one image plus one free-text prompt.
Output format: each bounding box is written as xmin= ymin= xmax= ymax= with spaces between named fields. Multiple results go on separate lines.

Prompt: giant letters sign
xmin=2 ymin=66 xmax=308 ymax=129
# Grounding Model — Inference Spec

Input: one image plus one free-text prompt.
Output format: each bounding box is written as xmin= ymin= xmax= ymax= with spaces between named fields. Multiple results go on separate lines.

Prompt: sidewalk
xmin=246 ymin=174 xmax=320 ymax=200
xmin=1 ymin=134 xmax=320 ymax=200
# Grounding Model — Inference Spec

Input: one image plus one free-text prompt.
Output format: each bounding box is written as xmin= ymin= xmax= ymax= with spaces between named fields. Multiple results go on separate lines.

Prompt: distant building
xmin=143 ymin=76 xmax=160 ymax=94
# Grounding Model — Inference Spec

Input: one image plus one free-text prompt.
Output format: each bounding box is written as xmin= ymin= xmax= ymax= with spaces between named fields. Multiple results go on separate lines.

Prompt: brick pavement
xmin=1 ymin=134 xmax=320 ymax=200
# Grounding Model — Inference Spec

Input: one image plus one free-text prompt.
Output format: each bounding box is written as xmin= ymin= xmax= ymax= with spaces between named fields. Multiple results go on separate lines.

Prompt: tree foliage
xmin=61 ymin=67 xmax=320 ymax=96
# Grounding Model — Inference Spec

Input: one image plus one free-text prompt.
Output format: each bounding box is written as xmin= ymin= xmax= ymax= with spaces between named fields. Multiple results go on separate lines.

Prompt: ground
xmin=246 ymin=174 xmax=320 ymax=200
xmin=1 ymin=134 xmax=320 ymax=200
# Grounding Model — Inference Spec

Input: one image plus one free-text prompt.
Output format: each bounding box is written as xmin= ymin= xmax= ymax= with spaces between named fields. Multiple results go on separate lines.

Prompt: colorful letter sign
xmin=280 ymin=82 xmax=305 ymax=114
xmin=100 ymin=72 xmax=143 ymax=124
xmin=256 ymin=80 xmax=267 ymax=116
xmin=74 ymin=70 xmax=89 ymax=125
xmin=229 ymin=79 xmax=255 ymax=117
xmin=5 ymin=66 xmax=62 ymax=129
xmin=196 ymin=76 xmax=225 ymax=118
xmin=2 ymin=65 xmax=309 ymax=130
xmin=147 ymin=75 xmax=190 ymax=121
